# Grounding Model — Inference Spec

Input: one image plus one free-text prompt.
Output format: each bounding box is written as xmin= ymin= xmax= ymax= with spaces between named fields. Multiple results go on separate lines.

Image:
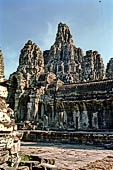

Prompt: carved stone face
xmin=38 ymin=59 xmax=42 ymax=66
xmin=0 ymin=85 xmax=8 ymax=98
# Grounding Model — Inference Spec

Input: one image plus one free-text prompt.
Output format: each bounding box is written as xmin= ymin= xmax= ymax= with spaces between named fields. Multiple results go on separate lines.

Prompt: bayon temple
xmin=1 ymin=22 xmax=113 ymax=131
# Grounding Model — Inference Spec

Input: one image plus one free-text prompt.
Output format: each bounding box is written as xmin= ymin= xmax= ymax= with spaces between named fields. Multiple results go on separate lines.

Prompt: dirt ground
xmin=20 ymin=142 xmax=113 ymax=169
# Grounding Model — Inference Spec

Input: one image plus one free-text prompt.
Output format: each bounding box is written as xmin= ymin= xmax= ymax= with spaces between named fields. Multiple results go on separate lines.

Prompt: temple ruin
xmin=4 ymin=22 xmax=113 ymax=131
xmin=1 ymin=22 xmax=113 ymax=169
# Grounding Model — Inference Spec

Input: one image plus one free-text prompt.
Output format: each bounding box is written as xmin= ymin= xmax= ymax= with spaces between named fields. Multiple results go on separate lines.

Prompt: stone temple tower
xmin=0 ymin=49 xmax=5 ymax=82
xmin=43 ymin=22 xmax=84 ymax=83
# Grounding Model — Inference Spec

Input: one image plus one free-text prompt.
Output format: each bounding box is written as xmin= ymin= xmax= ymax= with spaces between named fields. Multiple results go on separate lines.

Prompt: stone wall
xmin=38 ymin=79 xmax=113 ymax=130
xmin=22 ymin=130 xmax=113 ymax=145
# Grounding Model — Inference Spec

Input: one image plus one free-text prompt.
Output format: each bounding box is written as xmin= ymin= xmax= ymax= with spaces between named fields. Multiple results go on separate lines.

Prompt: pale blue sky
xmin=0 ymin=0 xmax=113 ymax=78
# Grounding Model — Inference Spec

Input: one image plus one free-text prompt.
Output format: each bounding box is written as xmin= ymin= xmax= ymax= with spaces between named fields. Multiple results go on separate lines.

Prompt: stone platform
xmin=22 ymin=130 xmax=113 ymax=145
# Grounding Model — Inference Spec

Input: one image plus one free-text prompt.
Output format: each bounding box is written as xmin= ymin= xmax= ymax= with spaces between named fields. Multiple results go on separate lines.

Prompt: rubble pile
xmin=0 ymin=55 xmax=22 ymax=169
xmin=0 ymin=87 xmax=22 ymax=169
xmin=78 ymin=156 xmax=113 ymax=170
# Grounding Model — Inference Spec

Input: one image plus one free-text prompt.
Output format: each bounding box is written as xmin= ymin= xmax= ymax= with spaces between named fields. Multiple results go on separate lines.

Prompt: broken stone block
xmin=0 ymin=150 xmax=9 ymax=165
xmin=17 ymin=167 xmax=29 ymax=170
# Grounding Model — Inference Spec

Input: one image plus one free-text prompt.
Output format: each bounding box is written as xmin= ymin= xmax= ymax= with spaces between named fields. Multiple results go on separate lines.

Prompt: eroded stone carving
xmin=81 ymin=50 xmax=105 ymax=81
xmin=0 ymin=82 xmax=22 ymax=169
xmin=44 ymin=23 xmax=105 ymax=83
xmin=106 ymin=58 xmax=113 ymax=79
xmin=43 ymin=22 xmax=84 ymax=83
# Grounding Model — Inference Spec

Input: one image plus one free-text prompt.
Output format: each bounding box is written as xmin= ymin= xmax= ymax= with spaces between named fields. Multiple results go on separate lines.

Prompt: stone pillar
xmin=81 ymin=103 xmax=88 ymax=129
xmin=92 ymin=112 xmax=98 ymax=129
xmin=73 ymin=111 xmax=79 ymax=129
xmin=41 ymin=103 xmax=45 ymax=118
xmin=44 ymin=115 xmax=48 ymax=127
xmin=64 ymin=111 xmax=67 ymax=124
xmin=28 ymin=94 xmax=35 ymax=121
xmin=62 ymin=64 xmax=64 ymax=74
xmin=73 ymin=104 xmax=80 ymax=130
xmin=51 ymin=105 xmax=54 ymax=122
xmin=34 ymin=101 xmax=38 ymax=121
xmin=27 ymin=103 xmax=32 ymax=120
xmin=59 ymin=111 xmax=64 ymax=128
xmin=14 ymin=93 xmax=21 ymax=121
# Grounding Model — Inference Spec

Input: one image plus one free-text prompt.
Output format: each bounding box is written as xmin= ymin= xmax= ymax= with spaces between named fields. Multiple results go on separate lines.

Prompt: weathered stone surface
xmin=20 ymin=142 xmax=113 ymax=170
xmin=0 ymin=150 xmax=9 ymax=165
xmin=0 ymin=57 xmax=22 ymax=169
xmin=17 ymin=40 xmax=44 ymax=86
xmin=0 ymin=50 xmax=4 ymax=73
xmin=17 ymin=166 xmax=29 ymax=170
xmin=44 ymin=22 xmax=84 ymax=83
xmin=7 ymin=166 xmax=29 ymax=170
xmin=7 ymin=39 xmax=64 ymax=126
xmin=7 ymin=40 xmax=46 ymax=122
xmin=22 ymin=130 xmax=113 ymax=146
xmin=81 ymin=50 xmax=105 ymax=81
xmin=44 ymin=23 xmax=105 ymax=83
xmin=78 ymin=156 xmax=113 ymax=170
xmin=106 ymin=58 xmax=113 ymax=79
xmin=0 ymin=93 xmax=22 ymax=168
xmin=0 ymin=85 xmax=8 ymax=98
xmin=35 ymin=79 xmax=113 ymax=130
xmin=0 ymin=49 xmax=5 ymax=82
